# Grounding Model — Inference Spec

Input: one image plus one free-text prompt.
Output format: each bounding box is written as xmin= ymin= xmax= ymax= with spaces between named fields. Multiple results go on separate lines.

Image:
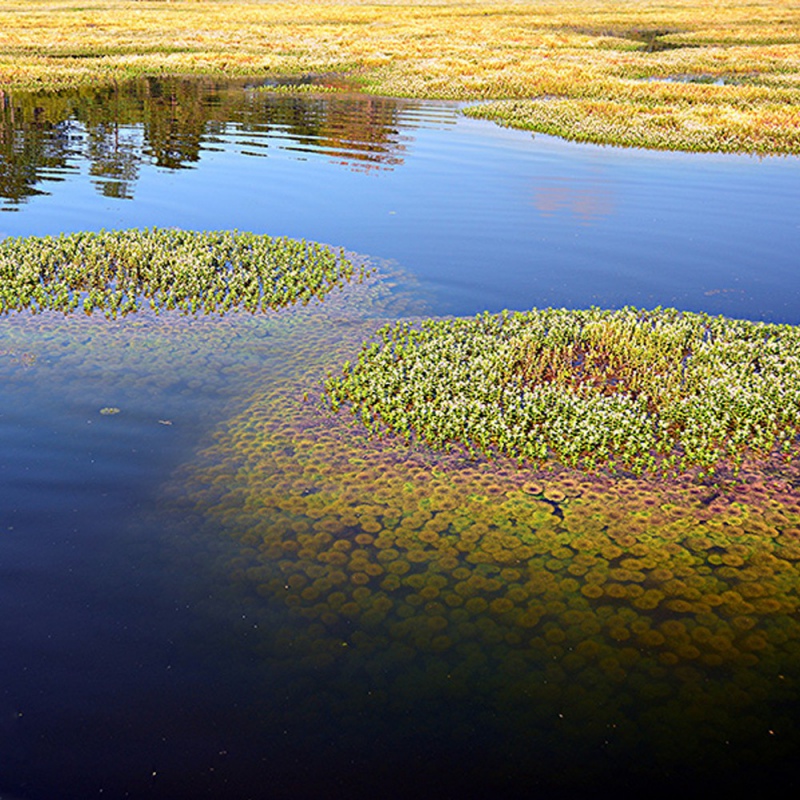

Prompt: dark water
xmin=1 ymin=79 xmax=800 ymax=799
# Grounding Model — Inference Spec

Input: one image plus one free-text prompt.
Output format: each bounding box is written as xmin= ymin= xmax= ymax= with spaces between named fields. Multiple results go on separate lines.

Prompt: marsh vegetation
xmin=1 ymin=5 xmax=799 ymax=797
xmin=325 ymin=307 xmax=800 ymax=476
xmin=0 ymin=228 xmax=357 ymax=316
xmin=0 ymin=1 xmax=798 ymax=154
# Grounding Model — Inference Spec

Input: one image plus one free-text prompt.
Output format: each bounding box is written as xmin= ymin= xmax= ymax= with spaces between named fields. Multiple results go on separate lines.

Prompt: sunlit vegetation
xmin=0 ymin=1 xmax=797 ymax=154
xmin=10 ymin=269 xmax=800 ymax=786
xmin=0 ymin=228 xmax=358 ymax=317
xmin=325 ymin=307 xmax=800 ymax=476
xmin=3 ymin=5 xmax=798 ymax=789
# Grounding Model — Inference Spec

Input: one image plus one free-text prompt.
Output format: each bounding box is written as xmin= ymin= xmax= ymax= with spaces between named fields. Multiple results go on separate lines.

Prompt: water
xmin=1 ymin=77 xmax=799 ymax=322
xmin=1 ymin=79 xmax=800 ymax=799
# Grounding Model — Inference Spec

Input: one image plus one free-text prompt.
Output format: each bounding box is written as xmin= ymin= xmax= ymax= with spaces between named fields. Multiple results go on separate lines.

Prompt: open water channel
xmin=1 ymin=78 xmax=800 ymax=798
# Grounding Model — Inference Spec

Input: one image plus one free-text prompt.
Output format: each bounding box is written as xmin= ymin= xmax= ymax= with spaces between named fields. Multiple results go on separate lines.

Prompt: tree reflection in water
xmin=0 ymin=78 xmax=410 ymax=208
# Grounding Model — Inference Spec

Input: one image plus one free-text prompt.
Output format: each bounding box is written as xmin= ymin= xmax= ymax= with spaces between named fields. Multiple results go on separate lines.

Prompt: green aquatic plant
xmin=0 ymin=228 xmax=359 ymax=318
xmin=10 ymin=228 xmax=800 ymax=786
xmin=324 ymin=306 xmax=800 ymax=475
xmin=162 ymin=292 xmax=800 ymax=782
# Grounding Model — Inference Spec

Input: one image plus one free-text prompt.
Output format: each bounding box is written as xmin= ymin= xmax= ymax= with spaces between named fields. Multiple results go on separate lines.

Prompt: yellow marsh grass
xmin=0 ymin=1 xmax=798 ymax=154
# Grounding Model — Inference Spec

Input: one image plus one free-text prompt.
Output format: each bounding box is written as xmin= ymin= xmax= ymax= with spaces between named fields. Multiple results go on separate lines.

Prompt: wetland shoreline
xmin=0 ymin=1 xmax=798 ymax=156
xmin=1 ymin=14 xmax=799 ymax=795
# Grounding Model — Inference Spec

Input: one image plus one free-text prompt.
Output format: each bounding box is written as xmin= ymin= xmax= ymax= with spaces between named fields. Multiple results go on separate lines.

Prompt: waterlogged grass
xmin=324 ymin=307 xmax=800 ymax=476
xmin=0 ymin=1 xmax=798 ymax=155
xmin=0 ymin=228 xmax=358 ymax=318
xmin=463 ymin=95 xmax=800 ymax=155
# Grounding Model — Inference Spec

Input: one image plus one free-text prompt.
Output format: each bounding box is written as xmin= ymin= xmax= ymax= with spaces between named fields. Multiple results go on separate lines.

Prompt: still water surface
xmin=2 ymin=77 xmax=799 ymax=321
xmin=1 ymin=79 xmax=800 ymax=798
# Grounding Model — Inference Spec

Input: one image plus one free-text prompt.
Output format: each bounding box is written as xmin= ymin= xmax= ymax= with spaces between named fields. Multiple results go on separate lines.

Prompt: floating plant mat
xmin=0 ymin=251 xmax=410 ymax=439
xmin=325 ymin=307 xmax=800 ymax=477
xmin=0 ymin=259 xmax=441 ymax=798
xmin=0 ymin=228 xmax=358 ymax=317
xmin=160 ymin=285 xmax=800 ymax=791
xmin=0 ymin=305 xmax=308 ymax=411
xmin=8 ymin=231 xmax=798 ymax=790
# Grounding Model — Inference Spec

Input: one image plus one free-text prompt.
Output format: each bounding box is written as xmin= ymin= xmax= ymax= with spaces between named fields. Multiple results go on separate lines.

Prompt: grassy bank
xmin=0 ymin=1 xmax=798 ymax=155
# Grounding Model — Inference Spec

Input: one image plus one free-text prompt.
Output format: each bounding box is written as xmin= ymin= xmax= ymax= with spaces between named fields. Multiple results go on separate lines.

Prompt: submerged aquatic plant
xmin=324 ymin=306 xmax=800 ymax=475
xmin=163 ymin=287 xmax=800 ymax=783
xmin=0 ymin=228 xmax=359 ymax=318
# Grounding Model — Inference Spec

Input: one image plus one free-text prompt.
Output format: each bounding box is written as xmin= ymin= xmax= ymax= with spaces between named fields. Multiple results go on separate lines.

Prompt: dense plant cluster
xmin=170 ymin=291 xmax=800 ymax=780
xmin=0 ymin=228 xmax=357 ymax=317
xmin=325 ymin=307 xmax=800 ymax=475
xmin=463 ymin=95 xmax=800 ymax=155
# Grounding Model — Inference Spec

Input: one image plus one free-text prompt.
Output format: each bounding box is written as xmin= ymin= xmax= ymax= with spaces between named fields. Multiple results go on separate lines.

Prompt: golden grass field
xmin=0 ymin=0 xmax=798 ymax=153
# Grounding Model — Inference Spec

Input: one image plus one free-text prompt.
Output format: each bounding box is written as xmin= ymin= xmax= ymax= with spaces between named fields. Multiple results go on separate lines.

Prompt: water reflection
xmin=0 ymin=91 xmax=77 ymax=205
xmin=0 ymin=79 xmax=797 ymax=323
xmin=0 ymin=78 xmax=416 ymax=207
xmin=533 ymin=176 xmax=615 ymax=222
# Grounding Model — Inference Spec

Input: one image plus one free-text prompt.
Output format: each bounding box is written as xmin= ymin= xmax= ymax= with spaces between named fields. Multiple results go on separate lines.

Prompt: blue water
xmin=1 ymin=85 xmax=798 ymax=322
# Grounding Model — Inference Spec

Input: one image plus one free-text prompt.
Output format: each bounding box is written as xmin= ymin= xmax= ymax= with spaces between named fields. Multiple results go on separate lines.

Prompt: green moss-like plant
xmin=324 ymin=306 xmax=800 ymax=475
xmin=0 ymin=228 xmax=358 ymax=318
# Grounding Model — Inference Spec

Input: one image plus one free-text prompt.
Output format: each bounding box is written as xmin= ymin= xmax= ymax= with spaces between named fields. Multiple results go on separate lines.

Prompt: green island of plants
xmin=0 ymin=228 xmax=357 ymax=318
xmin=324 ymin=306 xmax=800 ymax=476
